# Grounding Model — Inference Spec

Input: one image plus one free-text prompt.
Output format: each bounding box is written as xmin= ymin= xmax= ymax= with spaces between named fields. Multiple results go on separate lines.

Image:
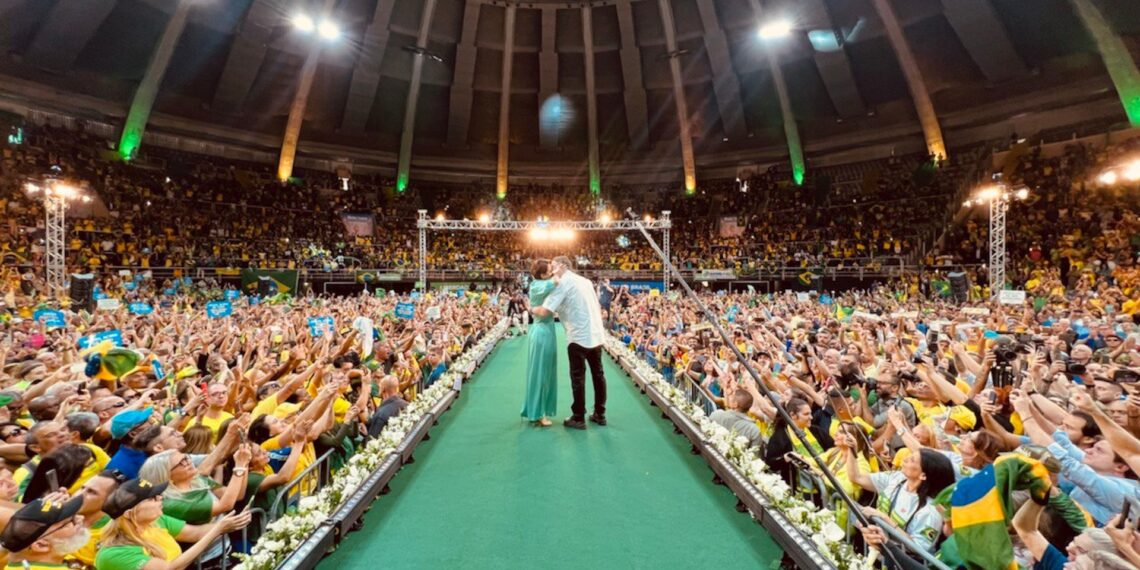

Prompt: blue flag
xmin=152 ymin=359 xmax=166 ymax=382
xmin=819 ymin=294 xmax=833 ymax=305
xmin=206 ymin=301 xmax=233 ymax=319
xmin=33 ymin=309 xmax=66 ymax=329
xmin=410 ymin=291 xmax=422 ymax=301
xmin=224 ymin=290 xmax=241 ymax=301
xmin=128 ymin=302 xmax=153 ymax=316
xmin=395 ymin=302 xmax=415 ymax=320
xmin=308 ymin=316 xmax=335 ymax=337
xmin=77 ymin=329 xmax=123 ymax=349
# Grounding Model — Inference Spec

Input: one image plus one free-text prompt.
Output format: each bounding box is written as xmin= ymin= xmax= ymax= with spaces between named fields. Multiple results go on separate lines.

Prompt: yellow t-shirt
xmin=184 ymin=412 xmax=234 ymax=442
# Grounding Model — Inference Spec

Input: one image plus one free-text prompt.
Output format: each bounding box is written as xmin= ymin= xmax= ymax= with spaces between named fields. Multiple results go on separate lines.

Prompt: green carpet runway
xmin=324 ymin=327 xmax=783 ymax=569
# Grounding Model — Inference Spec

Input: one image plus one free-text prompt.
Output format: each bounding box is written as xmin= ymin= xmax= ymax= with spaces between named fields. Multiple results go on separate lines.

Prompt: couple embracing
xmin=521 ymin=256 xmax=607 ymax=429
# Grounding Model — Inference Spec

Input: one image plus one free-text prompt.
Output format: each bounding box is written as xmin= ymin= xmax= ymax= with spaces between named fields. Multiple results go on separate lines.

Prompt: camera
xmin=1065 ymin=362 xmax=1087 ymax=376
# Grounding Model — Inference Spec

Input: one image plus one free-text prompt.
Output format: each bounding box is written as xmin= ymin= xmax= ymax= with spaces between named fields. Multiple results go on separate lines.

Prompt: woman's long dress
xmin=521 ymin=279 xmax=558 ymax=421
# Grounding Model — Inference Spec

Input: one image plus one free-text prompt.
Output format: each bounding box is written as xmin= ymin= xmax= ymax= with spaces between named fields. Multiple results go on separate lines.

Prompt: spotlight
xmin=976 ymin=185 xmax=1001 ymax=202
xmin=318 ymin=19 xmax=340 ymax=41
xmin=962 ymin=200 xmax=973 ymax=208
xmin=24 ymin=183 xmax=40 ymax=194
xmin=435 ymin=212 xmax=445 ymax=221
xmin=643 ymin=214 xmax=653 ymax=223
xmin=758 ymin=19 xmax=793 ymax=40
xmin=478 ymin=212 xmax=490 ymax=223
xmin=599 ymin=212 xmax=612 ymax=223
xmin=293 ymin=13 xmax=316 ymax=33
xmin=1125 ymin=162 xmax=1140 ymax=182
xmin=1014 ymin=188 xmax=1029 ymax=200
xmin=1099 ymin=171 xmax=1118 ymax=186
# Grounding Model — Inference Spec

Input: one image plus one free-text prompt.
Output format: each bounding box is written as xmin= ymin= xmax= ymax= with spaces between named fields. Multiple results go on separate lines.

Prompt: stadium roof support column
xmin=447 ymin=0 xmax=480 ymax=147
xmin=277 ymin=0 xmax=336 ymax=181
xmin=656 ymin=0 xmax=697 ymax=194
xmin=396 ymin=0 xmax=438 ymax=193
xmin=495 ymin=5 xmax=517 ymax=199
xmin=117 ymin=0 xmax=193 ymax=161
xmin=212 ymin=0 xmax=280 ymax=113
xmin=939 ymin=0 xmax=1026 ymax=83
xmin=583 ymin=6 xmax=601 ymax=195
xmin=616 ymin=0 xmax=649 ymax=150
xmin=868 ymin=0 xmax=947 ymax=160
xmin=341 ymin=0 xmax=397 ymax=131
xmin=24 ymin=0 xmax=116 ymax=71
xmin=538 ymin=8 xmax=559 ymax=150
xmin=1070 ymin=0 xmax=1140 ymax=127
xmin=749 ymin=0 xmax=804 ymax=185
xmin=695 ymin=0 xmax=747 ymax=141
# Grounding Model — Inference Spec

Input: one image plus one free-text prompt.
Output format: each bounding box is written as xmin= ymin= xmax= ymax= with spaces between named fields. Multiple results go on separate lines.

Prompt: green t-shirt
xmin=94 ymin=515 xmax=186 ymax=570
xmin=161 ymin=476 xmax=219 ymax=525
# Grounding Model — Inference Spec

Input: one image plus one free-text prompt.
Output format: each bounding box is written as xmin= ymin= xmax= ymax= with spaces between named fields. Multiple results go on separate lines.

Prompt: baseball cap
xmin=947 ymin=405 xmax=977 ymax=430
xmin=110 ymin=407 xmax=154 ymax=440
xmin=0 ymin=495 xmax=83 ymax=552
xmin=102 ymin=478 xmax=168 ymax=519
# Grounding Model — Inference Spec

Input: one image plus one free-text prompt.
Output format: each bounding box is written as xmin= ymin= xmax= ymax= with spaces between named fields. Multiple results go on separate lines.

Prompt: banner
xmin=78 ymin=329 xmax=123 ymax=350
xmin=33 ymin=309 xmax=65 ymax=329
xmin=206 ymin=301 xmax=233 ymax=319
xmin=355 ymin=270 xmax=401 ymax=283
xmin=353 ymin=316 xmax=374 ymax=357
xmin=695 ymin=270 xmax=735 ymax=281
xmin=395 ymin=302 xmax=415 ymax=320
xmin=613 ymin=280 xmax=665 ymax=294
xmin=426 ymin=306 xmax=441 ymax=320
xmin=152 ymin=359 xmax=166 ymax=382
xmin=718 ymin=216 xmax=745 ymax=238
xmin=128 ymin=303 xmax=153 ymax=316
xmin=998 ymin=290 xmax=1026 ymax=305
xmin=308 ymin=316 xmax=335 ymax=337
xmin=97 ymin=298 xmax=121 ymax=311
xmin=341 ymin=213 xmax=375 ymax=237
xmin=224 ymin=290 xmax=241 ymax=301
xmin=240 ymin=269 xmax=298 ymax=295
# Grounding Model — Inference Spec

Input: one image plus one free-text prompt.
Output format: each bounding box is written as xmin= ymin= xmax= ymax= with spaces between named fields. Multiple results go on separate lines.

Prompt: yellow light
xmin=599 ymin=212 xmax=612 ymax=223
xmin=962 ymin=200 xmax=972 ymax=208
xmin=1124 ymin=161 xmax=1140 ymax=182
xmin=553 ymin=229 xmax=576 ymax=241
xmin=1099 ymin=171 xmax=1119 ymax=185
xmin=478 ymin=212 xmax=490 ymax=223
xmin=1014 ymin=188 xmax=1029 ymax=200
xmin=24 ymin=183 xmax=40 ymax=194
xmin=643 ymin=214 xmax=653 ymax=223
xmin=975 ymin=185 xmax=1001 ymax=202
xmin=435 ymin=212 xmax=445 ymax=221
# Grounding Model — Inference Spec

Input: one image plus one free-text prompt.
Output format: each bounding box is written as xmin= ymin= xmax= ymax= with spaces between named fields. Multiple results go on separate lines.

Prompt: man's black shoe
xmin=589 ymin=414 xmax=607 ymax=426
xmin=563 ymin=417 xmax=587 ymax=430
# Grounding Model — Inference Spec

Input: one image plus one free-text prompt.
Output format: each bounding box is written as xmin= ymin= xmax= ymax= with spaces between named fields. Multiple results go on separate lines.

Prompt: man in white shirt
xmin=532 ymin=256 xmax=608 ymax=429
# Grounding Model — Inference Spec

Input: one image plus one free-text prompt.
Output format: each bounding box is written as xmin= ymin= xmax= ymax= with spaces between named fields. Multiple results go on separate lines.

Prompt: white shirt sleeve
xmin=542 ymin=280 xmax=569 ymax=314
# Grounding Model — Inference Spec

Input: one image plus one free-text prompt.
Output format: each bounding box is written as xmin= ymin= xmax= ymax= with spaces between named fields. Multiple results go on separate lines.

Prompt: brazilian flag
xmin=798 ymin=271 xmax=818 ymax=286
xmin=937 ymin=453 xmax=1051 ymax=570
xmin=931 ymin=279 xmax=951 ymax=298
xmin=835 ymin=305 xmax=854 ymax=321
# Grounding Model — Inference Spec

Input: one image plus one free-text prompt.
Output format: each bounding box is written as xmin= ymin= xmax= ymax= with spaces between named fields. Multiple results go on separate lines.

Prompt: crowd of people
xmin=606 ymin=283 xmax=1140 ymax=568
xmin=0 ymin=284 xmax=501 ymax=570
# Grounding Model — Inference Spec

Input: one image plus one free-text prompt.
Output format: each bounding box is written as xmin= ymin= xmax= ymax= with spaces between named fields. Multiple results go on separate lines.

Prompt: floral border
xmin=237 ymin=319 xmax=511 ymax=570
xmin=605 ymin=337 xmax=873 ymax=570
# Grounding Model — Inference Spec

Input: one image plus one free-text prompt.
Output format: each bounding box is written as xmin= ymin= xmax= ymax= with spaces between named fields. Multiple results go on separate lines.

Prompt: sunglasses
xmin=0 ymin=427 xmax=26 ymax=439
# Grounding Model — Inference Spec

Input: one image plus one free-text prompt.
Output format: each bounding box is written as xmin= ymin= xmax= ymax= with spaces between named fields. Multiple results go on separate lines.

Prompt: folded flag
xmin=938 ymin=453 xmax=1051 ymax=570
xmin=835 ymin=305 xmax=854 ymax=321
xmin=798 ymin=271 xmax=818 ymax=286
xmin=931 ymin=279 xmax=951 ymax=298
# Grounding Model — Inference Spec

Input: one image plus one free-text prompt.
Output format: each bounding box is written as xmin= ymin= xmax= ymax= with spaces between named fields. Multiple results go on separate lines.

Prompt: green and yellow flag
xmin=835 ymin=305 xmax=854 ymax=321
xmin=939 ymin=453 xmax=1051 ymax=570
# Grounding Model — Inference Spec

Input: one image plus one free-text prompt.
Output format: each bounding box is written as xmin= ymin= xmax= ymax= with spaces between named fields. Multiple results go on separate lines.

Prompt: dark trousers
xmin=568 ymin=343 xmax=606 ymax=419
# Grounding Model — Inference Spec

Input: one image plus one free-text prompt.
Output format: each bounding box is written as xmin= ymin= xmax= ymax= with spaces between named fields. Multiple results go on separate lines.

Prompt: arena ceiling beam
xmin=340 ymin=0 xmax=397 ymax=132
xmin=868 ymin=0 xmax=947 ymax=160
xmin=538 ymin=8 xmax=559 ymax=150
xmin=939 ymin=0 xmax=1027 ymax=84
xmin=23 ymin=0 xmax=116 ymax=72
xmin=277 ymin=0 xmax=337 ymax=181
xmin=416 ymin=219 xmax=672 ymax=231
xmin=211 ymin=0 xmax=281 ymax=113
xmin=395 ymin=0 xmax=438 ymax=193
xmin=582 ymin=6 xmax=601 ymax=195
xmin=118 ymin=0 xmax=194 ymax=160
xmin=446 ymin=0 xmax=480 ymax=148
xmin=749 ymin=0 xmax=805 ymax=186
xmin=694 ymin=0 xmax=748 ymax=141
xmin=615 ymin=1 xmax=650 ymax=150
xmin=495 ymin=5 xmax=517 ymax=199
xmin=1070 ymin=0 xmax=1140 ymax=127
xmin=656 ymin=0 xmax=698 ymax=194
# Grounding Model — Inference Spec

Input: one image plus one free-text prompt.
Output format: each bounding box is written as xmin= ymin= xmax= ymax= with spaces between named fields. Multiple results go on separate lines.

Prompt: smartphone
xmin=1120 ymin=500 xmax=1132 ymax=528
xmin=46 ymin=469 xmax=59 ymax=492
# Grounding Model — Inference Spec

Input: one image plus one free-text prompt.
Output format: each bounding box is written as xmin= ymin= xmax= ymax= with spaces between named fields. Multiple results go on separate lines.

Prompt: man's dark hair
xmin=732 ymin=391 xmax=753 ymax=413
xmin=65 ymin=412 xmax=100 ymax=441
xmin=132 ymin=424 xmax=165 ymax=454
xmin=1071 ymin=411 xmax=1101 ymax=440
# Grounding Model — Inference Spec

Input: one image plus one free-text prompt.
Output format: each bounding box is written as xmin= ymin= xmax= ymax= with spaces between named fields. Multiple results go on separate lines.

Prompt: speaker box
xmin=69 ymin=273 xmax=95 ymax=312
xmin=257 ymin=276 xmax=278 ymax=298
xmin=948 ymin=271 xmax=970 ymax=303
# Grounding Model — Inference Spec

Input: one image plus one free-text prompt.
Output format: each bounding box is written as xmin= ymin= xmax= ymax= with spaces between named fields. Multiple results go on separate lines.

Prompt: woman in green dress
xmin=521 ymin=259 xmax=558 ymax=426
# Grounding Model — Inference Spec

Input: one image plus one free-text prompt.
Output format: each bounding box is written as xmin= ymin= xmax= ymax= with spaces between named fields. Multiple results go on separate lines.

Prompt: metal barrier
xmin=266 ymin=449 xmax=335 ymax=522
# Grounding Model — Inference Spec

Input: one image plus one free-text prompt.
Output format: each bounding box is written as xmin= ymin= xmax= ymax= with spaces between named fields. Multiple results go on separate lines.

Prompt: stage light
xmin=599 ymin=212 xmax=612 ymax=223
xmin=1125 ymin=161 xmax=1140 ymax=182
xmin=1099 ymin=171 xmax=1119 ymax=185
xmin=24 ymin=183 xmax=40 ymax=194
xmin=1014 ymin=188 xmax=1029 ymax=200
xmin=478 ymin=212 xmax=490 ymax=223
xmin=293 ymin=13 xmax=315 ymax=33
xmin=758 ymin=19 xmax=793 ymax=40
xmin=976 ymin=185 xmax=1001 ymax=202
xmin=318 ymin=19 xmax=340 ymax=41
xmin=435 ymin=212 xmax=445 ymax=221
xmin=962 ymin=200 xmax=972 ymax=208
xmin=643 ymin=214 xmax=653 ymax=223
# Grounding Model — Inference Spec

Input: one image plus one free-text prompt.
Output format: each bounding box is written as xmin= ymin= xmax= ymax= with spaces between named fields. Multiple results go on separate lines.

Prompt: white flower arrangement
xmin=607 ymin=338 xmax=873 ymax=570
xmin=236 ymin=319 xmax=510 ymax=570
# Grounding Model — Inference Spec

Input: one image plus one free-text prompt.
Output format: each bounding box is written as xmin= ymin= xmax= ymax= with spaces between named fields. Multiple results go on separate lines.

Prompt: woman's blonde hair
xmin=100 ymin=505 xmax=168 ymax=560
xmin=183 ymin=425 xmax=213 ymax=455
